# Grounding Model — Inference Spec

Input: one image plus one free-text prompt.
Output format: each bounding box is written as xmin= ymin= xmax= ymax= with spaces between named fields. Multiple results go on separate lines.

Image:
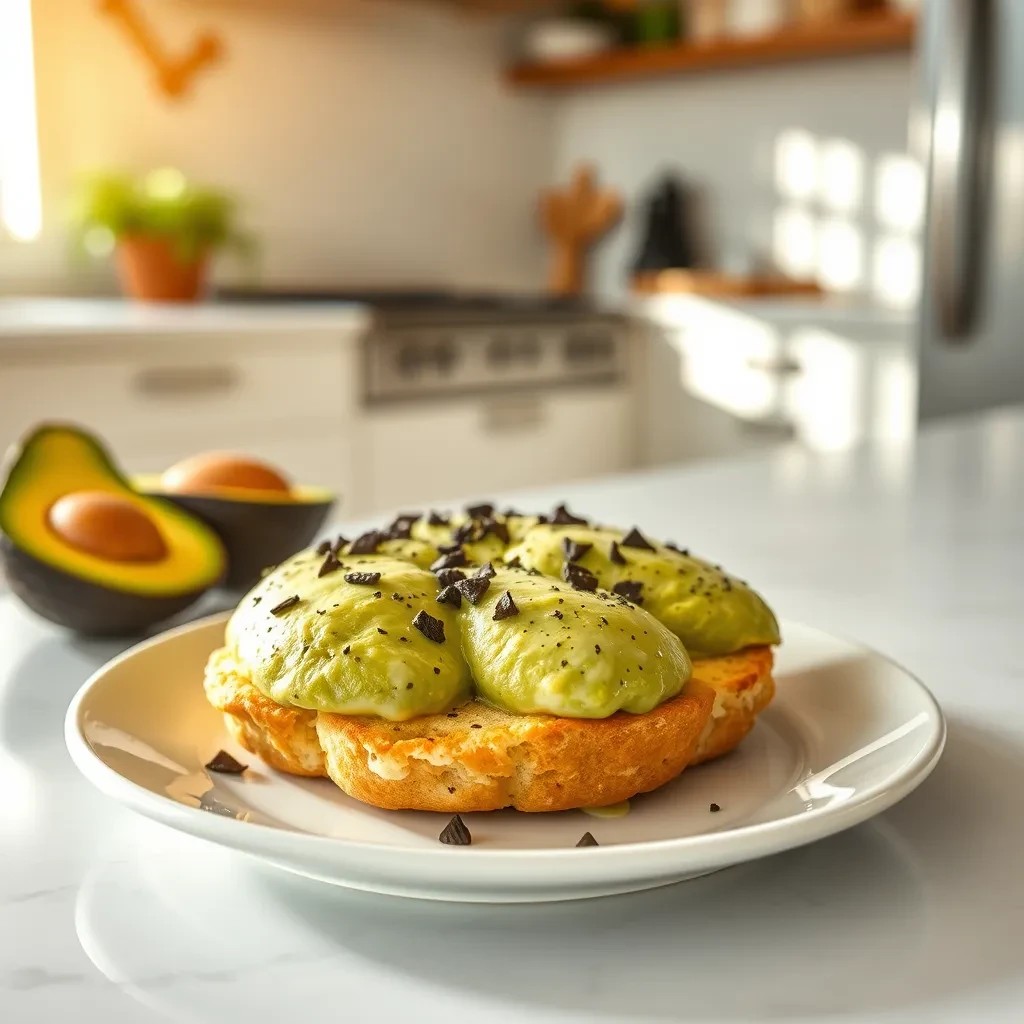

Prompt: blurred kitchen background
xmin=0 ymin=0 xmax=1003 ymax=516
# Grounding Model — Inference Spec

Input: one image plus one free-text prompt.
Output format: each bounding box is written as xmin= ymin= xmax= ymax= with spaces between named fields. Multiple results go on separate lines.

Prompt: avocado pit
xmin=47 ymin=491 xmax=168 ymax=563
xmin=161 ymin=453 xmax=292 ymax=497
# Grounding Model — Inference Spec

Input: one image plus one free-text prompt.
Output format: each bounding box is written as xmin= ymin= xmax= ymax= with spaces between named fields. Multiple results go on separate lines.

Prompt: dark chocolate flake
xmin=455 ymin=574 xmax=491 ymax=605
xmin=562 ymin=538 xmax=593 ymax=563
xmin=427 ymin=511 xmax=450 ymax=527
xmin=621 ymin=527 xmax=655 ymax=552
xmin=431 ymin=550 xmax=468 ymax=572
xmin=270 ymin=595 xmax=301 ymax=616
xmin=612 ymin=580 xmax=644 ymax=604
xmin=439 ymin=814 xmax=472 ymax=846
xmin=474 ymin=561 xmax=497 ymax=580
xmin=576 ymin=832 xmax=599 ymax=848
xmin=318 ymin=552 xmax=342 ymax=578
xmin=609 ymin=541 xmax=626 ymax=565
xmin=412 ymin=610 xmax=446 ymax=644
xmin=315 ymin=540 xmax=332 ymax=556
xmin=435 ymin=567 xmax=467 ymax=588
xmin=551 ymin=503 xmax=589 ymax=526
xmin=205 ymin=750 xmax=247 ymax=775
xmin=349 ymin=530 xmax=382 ymax=555
xmin=345 ymin=571 xmax=382 ymax=586
xmin=436 ymin=585 xmax=462 ymax=609
xmin=563 ymin=562 xmax=598 ymax=592
xmin=482 ymin=518 xmax=510 ymax=544
xmin=330 ymin=534 xmax=349 ymax=555
xmin=492 ymin=590 xmax=519 ymax=621
xmin=465 ymin=502 xmax=494 ymax=520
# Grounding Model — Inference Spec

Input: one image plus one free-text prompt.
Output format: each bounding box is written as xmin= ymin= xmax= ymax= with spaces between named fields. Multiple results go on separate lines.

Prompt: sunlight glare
xmin=819 ymin=138 xmax=864 ymax=214
xmin=817 ymin=218 xmax=864 ymax=291
xmin=775 ymin=129 xmax=818 ymax=201
xmin=772 ymin=205 xmax=817 ymax=278
xmin=874 ymin=154 xmax=925 ymax=232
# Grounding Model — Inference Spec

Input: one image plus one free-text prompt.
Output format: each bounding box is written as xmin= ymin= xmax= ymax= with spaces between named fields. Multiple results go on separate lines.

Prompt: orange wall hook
xmin=97 ymin=0 xmax=224 ymax=100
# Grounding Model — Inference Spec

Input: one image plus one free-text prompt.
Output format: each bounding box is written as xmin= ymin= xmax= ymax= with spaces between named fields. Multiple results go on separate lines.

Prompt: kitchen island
xmin=2 ymin=406 xmax=1023 ymax=1023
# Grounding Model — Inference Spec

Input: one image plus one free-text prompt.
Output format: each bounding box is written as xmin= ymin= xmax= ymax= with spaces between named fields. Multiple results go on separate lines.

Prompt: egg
xmin=160 ymin=453 xmax=292 ymax=496
xmin=47 ymin=491 xmax=168 ymax=563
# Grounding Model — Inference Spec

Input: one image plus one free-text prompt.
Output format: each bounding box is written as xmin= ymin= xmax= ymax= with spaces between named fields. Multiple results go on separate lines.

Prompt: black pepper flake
xmin=406 ymin=681 xmax=414 ymax=688
xmin=315 ymin=540 xmax=332 ymax=556
xmin=609 ymin=541 xmax=626 ymax=565
xmin=205 ymin=750 xmax=247 ymax=774
xmin=561 ymin=659 xmax=568 ymax=667
xmin=576 ymin=832 xmax=599 ymax=848
xmin=612 ymin=580 xmax=644 ymax=604
xmin=349 ymin=530 xmax=382 ymax=555
xmin=435 ymin=567 xmax=467 ymax=588
xmin=621 ymin=527 xmax=655 ymax=552
xmin=562 ymin=538 xmax=593 ymax=563
xmin=474 ymin=562 xmax=497 ymax=580
xmin=318 ymin=552 xmax=342 ymax=577
xmin=437 ymin=585 xmax=462 ymax=609
xmin=400 ymin=636 xmax=409 ymax=643
xmin=345 ymin=571 xmax=382 ymax=586
xmin=594 ymin=644 xmax=601 ymax=654
xmin=428 ymin=511 xmax=450 ymax=527
xmin=710 ymin=803 xmax=721 ymax=813
xmin=431 ymin=549 xmax=468 ymax=572
xmin=270 ymin=595 xmax=301 ymax=616
xmin=455 ymin=574 xmax=491 ymax=605
xmin=563 ymin=562 xmax=598 ymax=592
xmin=492 ymin=590 xmax=519 ymax=621
xmin=413 ymin=610 xmax=446 ymax=643
xmin=439 ymin=814 xmax=472 ymax=846
xmin=377 ymin=627 xmax=388 ymax=635
xmin=447 ymin=786 xmax=456 ymax=792
xmin=434 ymin=667 xmax=441 ymax=675
xmin=551 ymin=503 xmax=589 ymax=526
xmin=552 ymin=609 xmax=564 ymax=620
xmin=252 ymin=596 xmax=262 ymax=605
xmin=465 ymin=502 xmax=494 ymax=520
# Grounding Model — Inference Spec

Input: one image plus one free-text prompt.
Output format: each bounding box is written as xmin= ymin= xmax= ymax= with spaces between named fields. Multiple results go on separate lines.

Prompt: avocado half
xmin=134 ymin=477 xmax=334 ymax=591
xmin=0 ymin=424 xmax=226 ymax=635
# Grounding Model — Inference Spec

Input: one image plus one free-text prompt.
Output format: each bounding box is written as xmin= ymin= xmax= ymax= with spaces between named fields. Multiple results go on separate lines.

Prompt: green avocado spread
xmin=227 ymin=506 xmax=777 ymax=721
xmin=504 ymin=525 xmax=780 ymax=658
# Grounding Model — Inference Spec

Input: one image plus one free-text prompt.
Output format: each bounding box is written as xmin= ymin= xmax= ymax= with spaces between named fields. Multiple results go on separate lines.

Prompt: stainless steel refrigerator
xmin=917 ymin=0 xmax=1024 ymax=419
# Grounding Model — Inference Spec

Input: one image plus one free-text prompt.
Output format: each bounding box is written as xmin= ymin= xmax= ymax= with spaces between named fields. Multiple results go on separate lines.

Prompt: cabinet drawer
xmin=0 ymin=336 xmax=357 ymax=452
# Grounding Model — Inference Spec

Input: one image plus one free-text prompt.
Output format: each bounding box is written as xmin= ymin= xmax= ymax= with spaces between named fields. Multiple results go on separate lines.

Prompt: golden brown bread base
xmin=690 ymin=646 xmax=776 ymax=765
xmin=203 ymin=645 xmax=774 ymax=810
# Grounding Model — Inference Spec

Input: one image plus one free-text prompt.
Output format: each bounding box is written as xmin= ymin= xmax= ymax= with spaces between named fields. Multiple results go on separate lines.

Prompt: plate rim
xmin=64 ymin=612 xmax=947 ymax=872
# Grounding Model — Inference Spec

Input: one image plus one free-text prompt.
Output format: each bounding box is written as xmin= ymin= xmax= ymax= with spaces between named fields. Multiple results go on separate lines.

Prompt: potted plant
xmin=70 ymin=168 xmax=253 ymax=302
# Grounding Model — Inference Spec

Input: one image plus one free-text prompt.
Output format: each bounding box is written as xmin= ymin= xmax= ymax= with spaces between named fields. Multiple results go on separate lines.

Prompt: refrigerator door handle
xmin=927 ymin=0 xmax=991 ymax=342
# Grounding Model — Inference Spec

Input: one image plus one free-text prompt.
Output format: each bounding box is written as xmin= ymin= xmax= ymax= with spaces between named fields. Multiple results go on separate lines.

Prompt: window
xmin=0 ymin=0 xmax=42 ymax=242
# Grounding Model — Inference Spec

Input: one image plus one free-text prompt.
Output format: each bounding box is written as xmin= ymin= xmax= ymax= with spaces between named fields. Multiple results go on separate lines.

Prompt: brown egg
xmin=160 ymin=453 xmax=292 ymax=496
xmin=48 ymin=491 xmax=168 ymax=563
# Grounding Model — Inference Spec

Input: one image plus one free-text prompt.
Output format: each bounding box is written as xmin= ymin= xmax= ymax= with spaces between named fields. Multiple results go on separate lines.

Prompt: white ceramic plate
xmin=65 ymin=613 xmax=945 ymax=903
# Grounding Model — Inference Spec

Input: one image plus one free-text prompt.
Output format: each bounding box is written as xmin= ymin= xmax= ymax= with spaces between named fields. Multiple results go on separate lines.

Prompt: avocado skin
xmin=154 ymin=493 xmax=334 ymax=591
xmin=0 ymin=535 xmax=207 ymax=636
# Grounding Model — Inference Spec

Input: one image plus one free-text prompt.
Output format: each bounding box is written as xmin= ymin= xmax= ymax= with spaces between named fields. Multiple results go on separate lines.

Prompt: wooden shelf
xmin=507 ymin=12 xmax=916 ymax=90
xmin=633 ymin=270 xmax=822 ymax=299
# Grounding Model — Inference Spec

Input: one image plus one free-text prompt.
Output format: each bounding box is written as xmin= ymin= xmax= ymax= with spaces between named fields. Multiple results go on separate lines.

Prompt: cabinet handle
xmin=132 ymin=365 xmax=240 ymax=397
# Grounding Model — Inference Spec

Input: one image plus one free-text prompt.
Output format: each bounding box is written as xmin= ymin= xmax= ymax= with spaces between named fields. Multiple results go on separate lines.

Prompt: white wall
xmin=16 ymin=0 xmax=555 ymax=293
xmin=551 ymin=53 xmax=917 ymax=300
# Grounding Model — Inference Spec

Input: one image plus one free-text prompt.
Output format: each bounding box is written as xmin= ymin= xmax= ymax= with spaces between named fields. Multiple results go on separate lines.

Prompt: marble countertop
xmin=2 ymin=408 xmax=1023 ymax=1023
xmin=0 ymin=297 xmax=370 ymax=339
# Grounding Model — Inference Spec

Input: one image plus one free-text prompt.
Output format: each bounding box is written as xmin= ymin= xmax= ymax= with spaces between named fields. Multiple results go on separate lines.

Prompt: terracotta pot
xmin=115 ymin=235 xmax=209 ymax=303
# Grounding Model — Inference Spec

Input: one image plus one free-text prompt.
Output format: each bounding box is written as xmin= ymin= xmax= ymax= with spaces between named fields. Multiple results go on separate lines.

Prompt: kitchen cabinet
xmin=361 ymin=386 xmax=635 ymax=512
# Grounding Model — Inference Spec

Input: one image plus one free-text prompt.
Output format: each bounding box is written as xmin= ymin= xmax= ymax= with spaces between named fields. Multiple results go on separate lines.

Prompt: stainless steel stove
xmin=218 ymin=288 xmax=630 ymax=403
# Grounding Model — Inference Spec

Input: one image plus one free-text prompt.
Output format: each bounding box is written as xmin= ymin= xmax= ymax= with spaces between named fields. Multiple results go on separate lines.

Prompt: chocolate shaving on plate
xmin=205 ymin=750 xmax=248 ymax=775
xmin=412 ymin=610 xmax=446 ymax=643
xmin=563 ymin=563 xmax=598 ymax=592
xmin=439 ymin=814 xmax=472 ymax=846
xmin=492 ymin=590 xmax=519 ymax=621
xmin=576 ymin=832 xmax=599 ymax=848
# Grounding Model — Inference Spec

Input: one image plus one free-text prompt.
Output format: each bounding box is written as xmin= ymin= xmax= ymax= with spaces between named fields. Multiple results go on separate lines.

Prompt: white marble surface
xmin=2 ymin=408 xmax=1023 ymax=1023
